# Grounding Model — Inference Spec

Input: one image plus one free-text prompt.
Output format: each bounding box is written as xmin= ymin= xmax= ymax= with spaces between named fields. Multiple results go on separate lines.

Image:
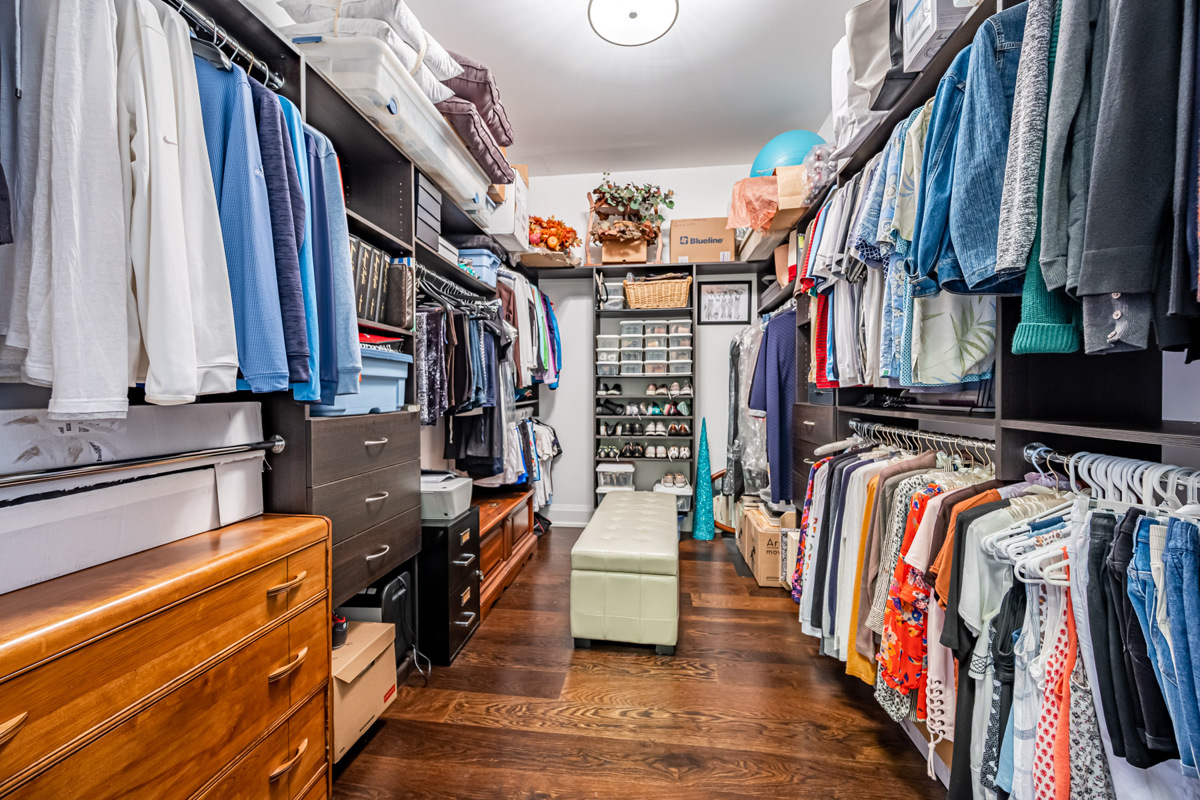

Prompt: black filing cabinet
xmin=417 ymin=507 xmax=481 ymax=665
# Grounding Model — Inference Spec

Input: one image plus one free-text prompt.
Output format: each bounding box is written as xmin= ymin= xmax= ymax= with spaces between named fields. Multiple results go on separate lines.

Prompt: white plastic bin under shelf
xmin=294 ymin=35 xmax=492 ymax=222
xmin=619 ymin=320 xmax=645 ymax=337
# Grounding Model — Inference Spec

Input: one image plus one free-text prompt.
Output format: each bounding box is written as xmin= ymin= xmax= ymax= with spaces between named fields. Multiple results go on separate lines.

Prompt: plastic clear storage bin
xmin=597 ymin=362 xmax=619 ymax=376
xmin=311 ymin=350 xmax=413 ymax=416
xmin=653 ymin=483 xmax=693 ymax=513
xmin=596 ymin=486 xmax=635 ymax=505
xmin=620 ymin=361 xmax=644 ymax=375
xmin=597 ymin=349 xmax=621 ymax=363
xmin=293 ymin=36 xmax=492 ymax=221
xmin=596 ymin=334 xmax=621 ymax=349
xmin=644 ymin=321 xmax=669 ymax=335
xmin=457 ymin=248 xmax=501 ymax=287
xmin=596 ymin=463 xmax=636 ymax=488
xmin=668 ymin=319 xmax=692 ymax=334
xmin=620 ymin=320 xmax=644 ymax=337
xmin=669 ymin=347 xmax=693 ymax=362
xmin=644 ymin=347 xmax=668 ymax=362
xmin=644 ymin=361 xmax=669 ymax=375
xmin=620 ymin=348 xmax=643 ymax=362
xmin=602 ymin=282 xmax=626 ymax=310
xmin=643 ymin=334 xmax=668 ymax=349
xmin=620 ymin=334 xmax=643 ymax=348
xmin=669 ymin=334 xmax=692 ymax=348
xmin=669 ymin=360 xmax=692 ymax=374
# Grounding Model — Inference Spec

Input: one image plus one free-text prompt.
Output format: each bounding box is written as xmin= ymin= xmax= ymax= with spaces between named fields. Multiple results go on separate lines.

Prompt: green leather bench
xmin=570 ymin=491 xmax=679 ymax=655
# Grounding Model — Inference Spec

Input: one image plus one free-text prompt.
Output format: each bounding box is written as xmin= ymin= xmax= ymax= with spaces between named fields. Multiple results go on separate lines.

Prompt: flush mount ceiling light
xmin=588 ymin=0 xmax=679 ymax=47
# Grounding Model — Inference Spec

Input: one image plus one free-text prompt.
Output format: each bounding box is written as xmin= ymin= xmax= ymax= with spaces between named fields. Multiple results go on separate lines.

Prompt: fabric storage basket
xmin=644 ymin=361 xmax=669 ymax=374
xmin=669 ymin=347 xmax=692 ymax=362
xmin=597 ymin=348 xmax=621 ymax=363
xmin=668 ymin=319 xmax=692 ymax=334
xmin=620 ymin=320 xmax=645 ymax=337
xmin=597 ymin=362 xmax=619 ymax=376
xmin=619 ymin=334 xmax=643 ymax=348
xmin=644 ymin=321 xmax=669 ymax=335
xmin=311 ymin=349 xmax=413 ymax=415
xmin=624 ymin=276 xmax=692 ymax=309
xmin=669 ymin=333 xmax=692 ymax=348
xmin=620 ymin=361 xmax=643 ymax=375
xmin=643 ymin=334 xmax=668 ymax=349
xmin=669 ymin=360 xmax=692 ymax=374
xmin=644 ymin=347 xmax=668 ymax=362
xmin=596 ymin=463 xmax=635 ymax=489
xmin=596 ymin=334 xmax=620 ymax=349
xmin=457 ymin=248 xmax=502 ymax=287
xmin=620 ymin=348 xmax=643 ymax=362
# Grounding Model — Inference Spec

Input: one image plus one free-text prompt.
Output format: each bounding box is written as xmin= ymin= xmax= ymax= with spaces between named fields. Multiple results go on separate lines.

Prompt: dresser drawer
xmin=309 ymin=411 xmax=418 ymax=486
xmin=446 ymin=508 xmax=480 ymax=567
xmin=283 ymin=602 xmax=330 ymax=707
xmin=302 ymin=783 xmax=328 ymax=800
xmin=479 ymin=526 xmax=504 ymax=579
xmin=10 ymin=622 xmax=296 ymax=799
xmin=312 ymin=461 xmax=419 ymax=545
xmin=331 ymin=506 xmax=421 ymax=607
xmin=793 ymin=403 xmax=835 ymax=449
xmin=194 ymin=687 xmax=327 ymax=800
xmin=0 ymin=547 xmax=325 ymax=792
xmin=447 ymin=580 xmax=481 ymax=658
xmin=510 ymin=500 xmax=531 ymax=542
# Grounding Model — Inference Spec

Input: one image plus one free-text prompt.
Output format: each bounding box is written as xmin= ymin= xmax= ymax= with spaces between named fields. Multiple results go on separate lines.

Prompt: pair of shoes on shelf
xmin=646 ymin=383 xmax=670 ymax=396
xmin=644 ymin=421 xmax=667 ymax=436
xmin=597 ymin=399 xmax=625 ymax=416
xmin=597 ymin=445 xmax=620 ymax=459
xmin=598 ymin=383 xmax=623 ymax=396
xmin=622 ymin=422 xmax=645 ymax=436
xmin=620 ymin=443 xmax=647 ymax=459
xmin=667 ymin=422 xmax=692 ymax=436
xmin=675 ymin=400 xmax=691 ymax=416
xmin=661 ymin=472 xmax=689 ymax=488
xmin=664 ymin=381 xmax=693 ymax=398
xmin=599 ymin=422 xmax=615 ymax=436
xmin=643 ymin=445 xmax=668 ymax=459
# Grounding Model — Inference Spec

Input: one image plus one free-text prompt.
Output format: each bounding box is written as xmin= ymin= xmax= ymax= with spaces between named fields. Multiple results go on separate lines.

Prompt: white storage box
xmin=669 ymin=334 xmax=692 ymax=348
xmin=485 ymin=170 xmax=529 ymax=252
xmin=669 ymin=347 xmax=693 ymax=362
xmin=597 ymin=362 xmax=619 ymax=377
xmin=596 ymin=463 xmax=635 ymax=489
xmin=620 ymin=361 xmax=643 ymax=375
xmin=644 ymin=361 xmax=669 ymax=375
xmin=596 ymin=334 xmax=621 ymax=349
xmin=903 ymin=0 xmax=972 ymax=73
xmin=644 ymin=321 xmax=669 ymax=335
xmin=619 ymin=334 xmax=643 ymax=349
xmin=619 ymin=320 xmax=644 ymax=337
xmin=420 ymin=475 xmax=473 ymax=520
xmin=0 ymin=452 xmax=264 ymax=595
xmin=668 ymin=319 xmax=692 ymax=335
xmin=654 ymin=482 xmax=694 ymax=513
xmin=644 ymin=347 xmax=668 ymax=362
xmin=295 ymin=36 xmax=492 ymax=221
xmin=620 ymin=348 xmax=643 ymax=362
xmin=597 ymin=348 xmax=621 ymax=363
xmin=643 ymin=334 xmax=668 ymax=349
xmin=603 ymin=282 xmax=626 ymax=310
xmin=596 ymin=486 xmax=635 ymax=506
xmin=669 ymin=360 xmax=692 ymax=374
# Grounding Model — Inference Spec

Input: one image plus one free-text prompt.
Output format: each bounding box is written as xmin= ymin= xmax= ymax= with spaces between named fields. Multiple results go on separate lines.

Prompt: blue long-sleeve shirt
xmin=748 ymin=309 xmax=797 ymax=504
xmin=194 ymin=59 xmax=288 ymax=393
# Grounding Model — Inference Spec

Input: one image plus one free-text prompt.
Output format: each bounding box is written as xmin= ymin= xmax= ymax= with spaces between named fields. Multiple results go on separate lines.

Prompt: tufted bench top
xmin=571 ymin=491 xmax=679 ymax=576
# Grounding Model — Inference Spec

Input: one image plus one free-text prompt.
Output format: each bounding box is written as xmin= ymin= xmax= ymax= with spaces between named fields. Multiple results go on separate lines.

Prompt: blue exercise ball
xmin=750 ymin=130 xmax=825 ymax=178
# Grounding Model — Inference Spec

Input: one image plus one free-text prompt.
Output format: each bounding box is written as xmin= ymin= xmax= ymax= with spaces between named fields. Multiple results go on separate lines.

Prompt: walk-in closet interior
xmin=3 ymin=0 xmax=1200 ymax=797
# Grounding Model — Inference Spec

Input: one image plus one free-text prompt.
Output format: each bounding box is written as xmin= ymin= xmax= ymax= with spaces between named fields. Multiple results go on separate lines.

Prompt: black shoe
xmin=633 ymin=422 xmax=644 ymax=436
xmin=633 ymin=444 xmax=645 ymax=458
xmin=620 ymin=443 xmax=635 ymax=459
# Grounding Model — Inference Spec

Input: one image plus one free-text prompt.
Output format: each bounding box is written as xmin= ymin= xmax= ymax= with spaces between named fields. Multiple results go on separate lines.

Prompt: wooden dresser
xmin=0 ymin=515 xmax=332 ymax=800
xmin=473 ymin=488 xmax=537 ymax=620
xmin=263 ymin=400 xmax=422 ymax=607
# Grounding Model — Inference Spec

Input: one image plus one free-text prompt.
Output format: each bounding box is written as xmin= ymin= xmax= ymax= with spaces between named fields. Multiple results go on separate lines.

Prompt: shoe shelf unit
xmin=592 ymin=264 xmax=699 ymax=510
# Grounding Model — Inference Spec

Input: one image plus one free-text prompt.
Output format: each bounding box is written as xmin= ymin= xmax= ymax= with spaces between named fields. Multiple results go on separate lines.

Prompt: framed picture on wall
xmin=698 ymin=281 xmax=752 ymax=325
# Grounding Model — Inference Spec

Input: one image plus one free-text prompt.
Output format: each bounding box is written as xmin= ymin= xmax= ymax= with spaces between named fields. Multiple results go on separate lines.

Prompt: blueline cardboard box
xmin=332 ymin=621 xmax=398 ymax=762
xmin=671 ymin=217 xmax=735 ymax=263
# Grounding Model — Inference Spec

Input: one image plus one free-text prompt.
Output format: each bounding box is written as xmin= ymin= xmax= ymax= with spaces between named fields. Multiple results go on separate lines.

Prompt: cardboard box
xmin=738 ymin=165 xmax=810 ymax=261
xmin=744 ymin=508 xmax=783 ymax=588
xmin=602 ymin=238 xmax=648 ymax=264
xmin=520 ymin=249 xmax=579 ymax=269
xmin=485 ymin=169 xmax=529 ymax=253
xmin=670 ymin=217 xmax=735 ymax=264
xmin=332 ymin=621 xmax=398 ymax=762
xmin=903 ymin=0 xmax=971 ymax=73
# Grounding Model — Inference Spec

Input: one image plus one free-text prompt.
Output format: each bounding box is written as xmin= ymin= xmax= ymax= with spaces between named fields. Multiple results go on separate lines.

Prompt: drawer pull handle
xmin=802 ymin=420 xmax=816 ymax=428
xmin=0 ymin=713 xmax=28 ymax=747
xmin=455 ymin=612 xmax=477 ymax=628
xmin=365 ymin=492 xmax=389 ymax=504
xmin=266 ymin=571 xmax=307 ymax=597
xmin=365 ymin=545 xmax=390 ymax=562
xmin=803 ymin=459 xmax=815 ymax=465
xmin=267 ymin=647 xmax=308 ymax=683
xmin=268 ymin=738 xmax=309 ymax=781
xmin=453 ymin=553 xmax=476 ymax=568
xmin=363 ymin=438 xmax=389 ymax=447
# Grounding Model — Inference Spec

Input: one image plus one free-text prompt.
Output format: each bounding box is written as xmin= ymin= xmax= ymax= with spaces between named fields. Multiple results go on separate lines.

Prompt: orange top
xmin=845 ymin=476 xmax=880 ymax=685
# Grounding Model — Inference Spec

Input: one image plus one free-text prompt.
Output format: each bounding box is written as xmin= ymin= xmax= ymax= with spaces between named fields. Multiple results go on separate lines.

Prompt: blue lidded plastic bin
xmin=457 ymin=248 xmax=502 ymax=287
xmin=310 ymin=349 xmax=413 ymax=416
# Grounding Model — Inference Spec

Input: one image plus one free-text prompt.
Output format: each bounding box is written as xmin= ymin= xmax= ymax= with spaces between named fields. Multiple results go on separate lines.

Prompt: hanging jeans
xmin=1164 ymin=517 xmax=1200 ymax=780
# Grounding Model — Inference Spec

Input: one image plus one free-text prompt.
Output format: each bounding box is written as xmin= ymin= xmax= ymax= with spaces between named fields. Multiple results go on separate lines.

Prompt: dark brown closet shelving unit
xmin=789 ymin=0 xmax=1193 ymax=493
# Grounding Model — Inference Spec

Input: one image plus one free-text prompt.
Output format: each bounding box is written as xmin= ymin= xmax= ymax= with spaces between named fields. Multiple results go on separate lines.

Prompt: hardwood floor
xmin=333 ymin=528 xmax=945 ymax=800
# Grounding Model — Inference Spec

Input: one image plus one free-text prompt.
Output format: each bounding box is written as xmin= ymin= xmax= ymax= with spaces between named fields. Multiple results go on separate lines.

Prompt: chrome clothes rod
xmin=164 ymin=0 xmax=286 ymax=90
xmin=0 ymin=435 xmax=286 ymax=490
xmin=848 ymin=419 xmax=996 ymax=451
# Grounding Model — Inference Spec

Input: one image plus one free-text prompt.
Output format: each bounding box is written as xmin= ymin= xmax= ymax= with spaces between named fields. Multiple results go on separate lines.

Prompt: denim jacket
xmin=947 ymin=2 xmax=1029 ymax=294
xmin=906 ymin=45 xmax=972 ymax=297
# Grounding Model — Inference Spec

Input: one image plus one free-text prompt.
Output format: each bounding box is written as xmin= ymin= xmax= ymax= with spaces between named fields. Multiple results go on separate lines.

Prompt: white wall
xmin=531 ymin=163 xmax=756 ymax=526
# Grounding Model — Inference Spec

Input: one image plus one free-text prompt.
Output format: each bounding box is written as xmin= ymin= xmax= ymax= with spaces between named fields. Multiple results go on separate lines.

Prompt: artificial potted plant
xmin=586 ymin=175 xmax=675 ymax=265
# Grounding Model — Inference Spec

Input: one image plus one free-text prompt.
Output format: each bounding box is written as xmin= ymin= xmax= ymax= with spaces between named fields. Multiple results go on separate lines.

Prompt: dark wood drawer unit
xmin=263 ymin=399 xmax=422 ymax=608
xmin=793 ymin=403 xmax=836 ymax=453
xmin=416 ymin=508 xmax=481 ymax=666
xmin=472 ymin=488 xmax=537 ymax=621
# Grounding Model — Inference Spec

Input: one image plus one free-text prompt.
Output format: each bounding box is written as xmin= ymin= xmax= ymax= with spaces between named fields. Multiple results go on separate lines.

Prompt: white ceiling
xmin=404 ymin=0 xmax=859 ymax=177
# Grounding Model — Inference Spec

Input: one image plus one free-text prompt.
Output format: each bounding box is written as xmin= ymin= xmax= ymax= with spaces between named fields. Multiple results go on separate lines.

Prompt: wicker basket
xmin=624 ymin=276 xmax=692 ymax=309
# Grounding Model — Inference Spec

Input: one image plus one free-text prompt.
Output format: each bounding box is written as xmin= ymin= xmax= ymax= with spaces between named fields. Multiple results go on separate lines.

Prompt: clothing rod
xmin=0 ymin=435 xmax=286 ymax=490
xmin=164 ymin=0 xmax=286 ymax=90
xmin=849 ymin=419 xmax=997 ymax=450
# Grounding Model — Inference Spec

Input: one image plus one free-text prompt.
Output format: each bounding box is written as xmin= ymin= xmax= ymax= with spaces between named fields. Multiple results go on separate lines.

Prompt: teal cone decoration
xmin=693 ymin=418 xmax=715 ymax=540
